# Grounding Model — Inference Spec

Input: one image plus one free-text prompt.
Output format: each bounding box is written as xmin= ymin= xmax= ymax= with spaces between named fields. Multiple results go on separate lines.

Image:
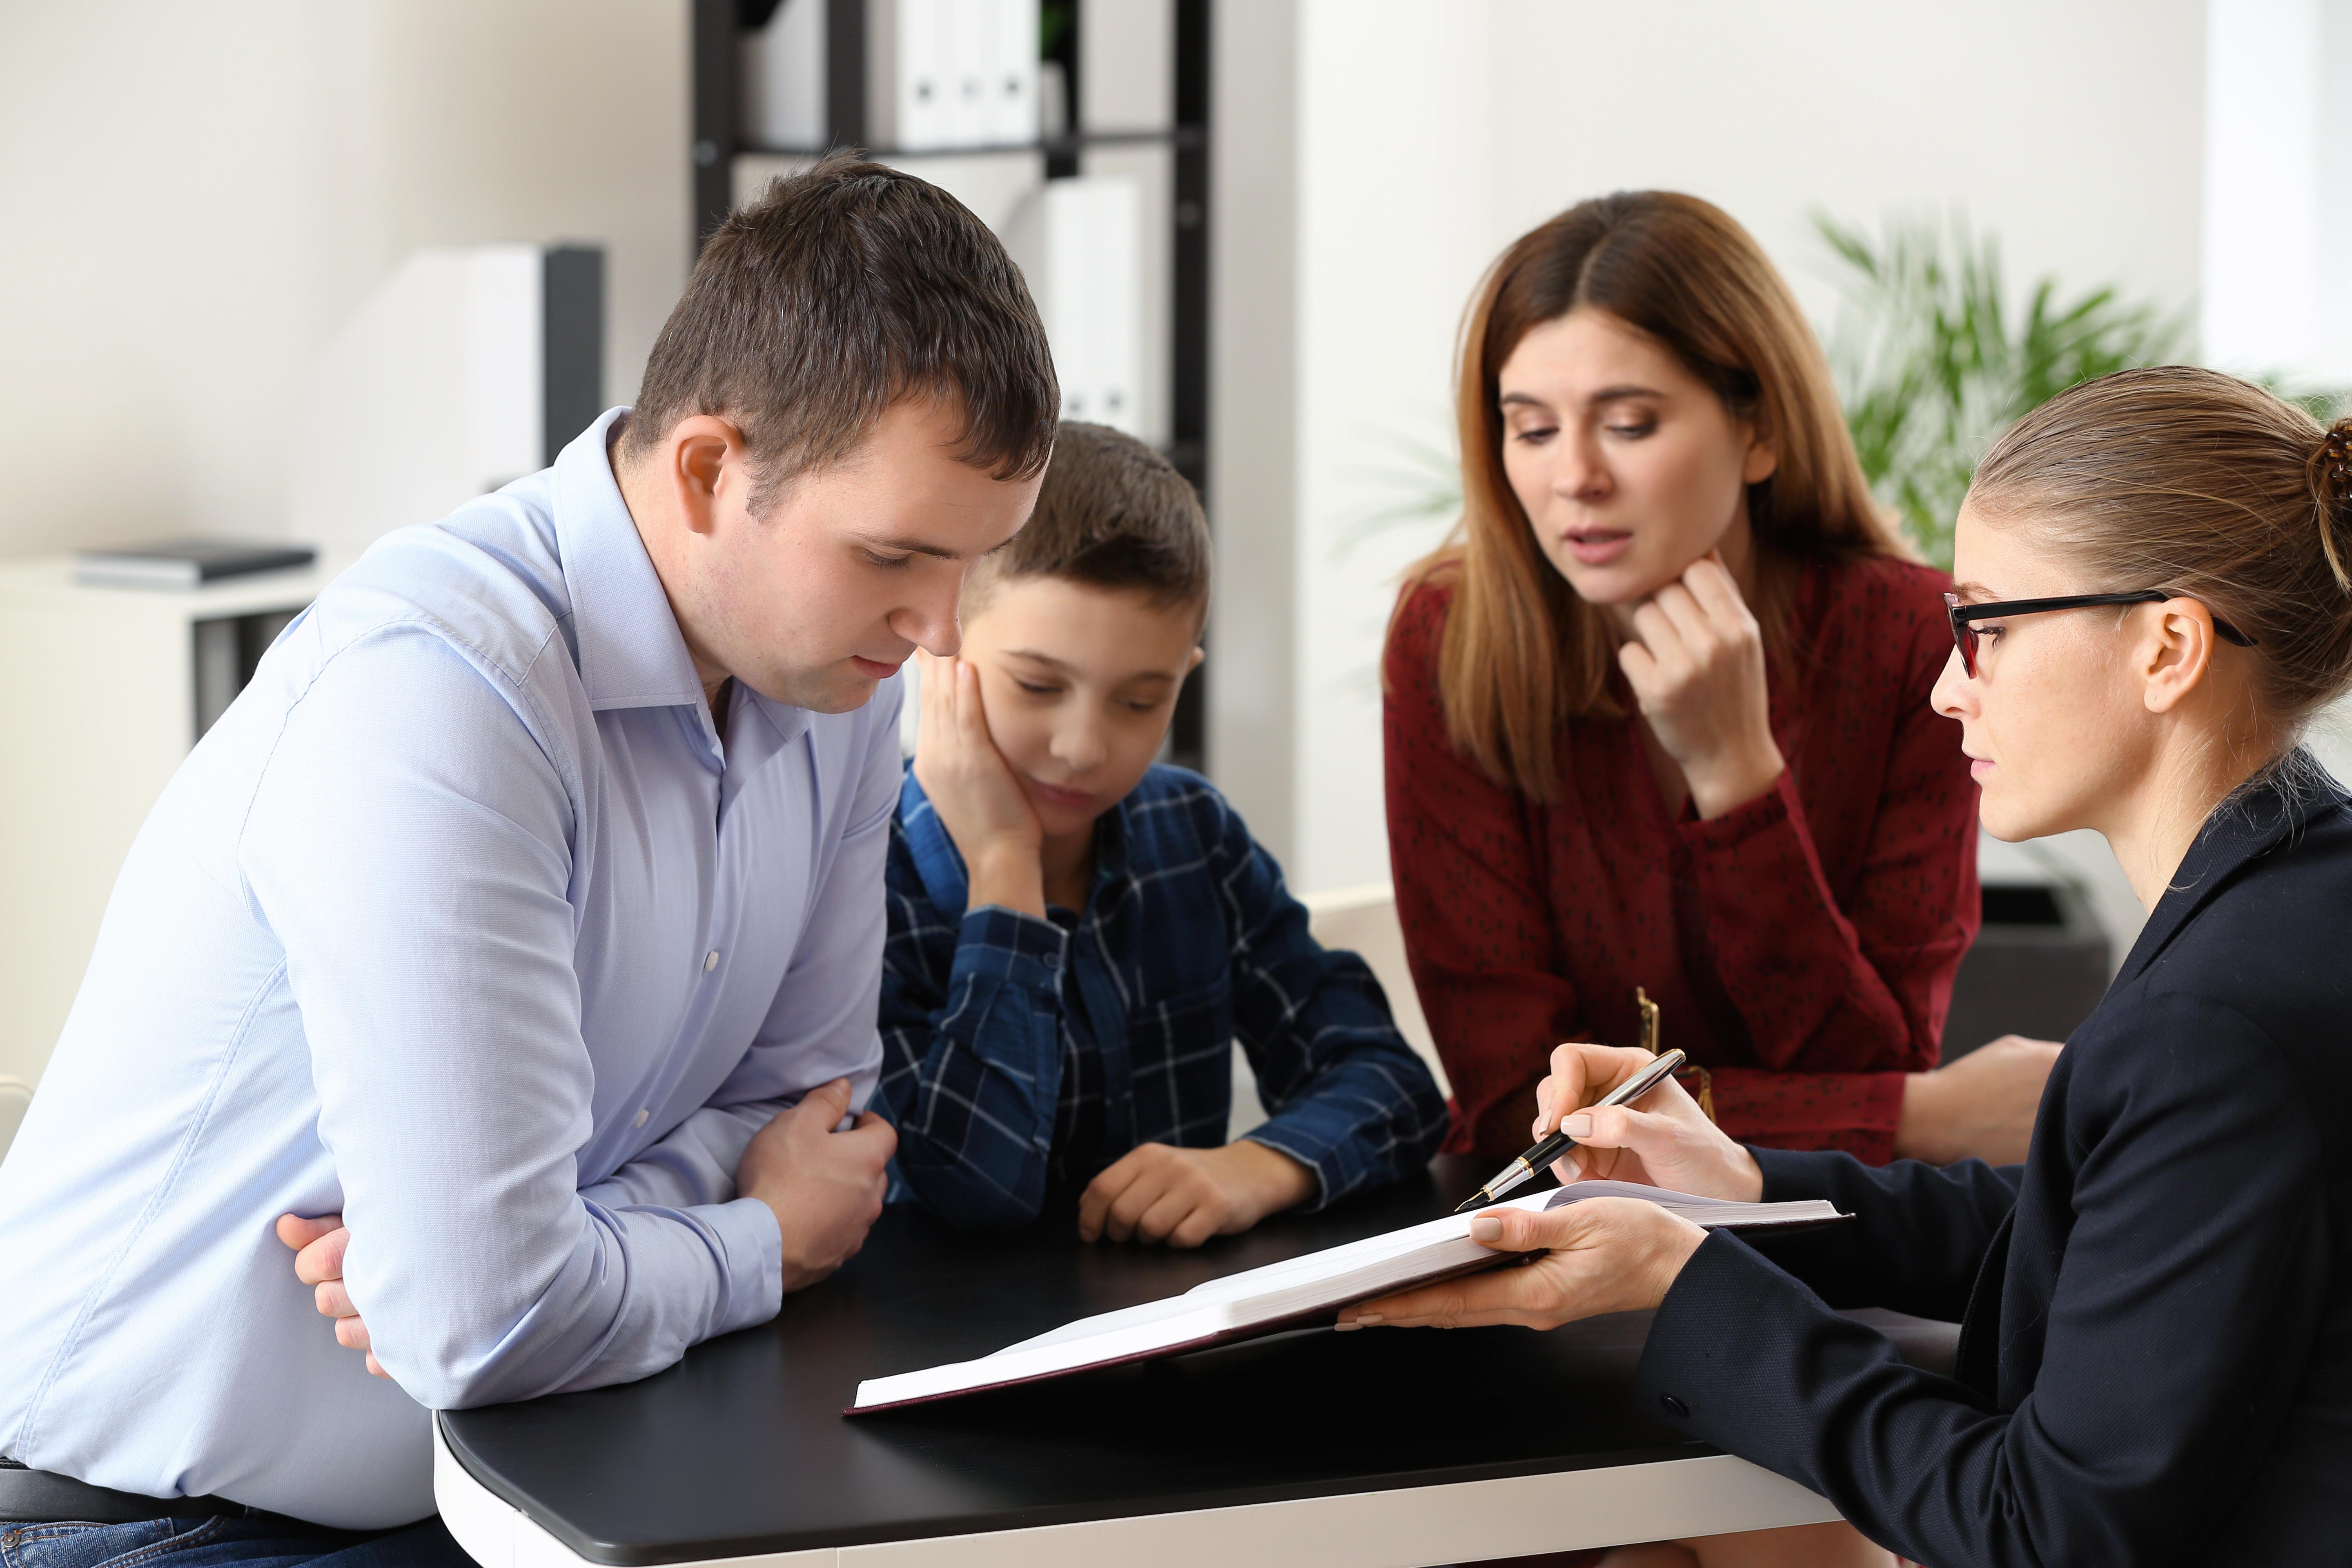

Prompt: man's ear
xmin=2140 ymin=599 xmax=2220 ymax=715
xmin=1186 ymin=645 xmax=1206 ymax=674
xmin=662 ymin=415 xmax=753 ymax=537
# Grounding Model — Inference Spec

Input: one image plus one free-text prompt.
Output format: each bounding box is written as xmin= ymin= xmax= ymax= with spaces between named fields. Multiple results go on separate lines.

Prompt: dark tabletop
xmin=439 ymin=1158 xmax=1959 ymax=1565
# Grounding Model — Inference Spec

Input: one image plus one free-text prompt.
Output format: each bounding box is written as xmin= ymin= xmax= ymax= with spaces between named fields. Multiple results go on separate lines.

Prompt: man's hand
xmin=276 ymin=1212 xmax=388 ymax=1379
xmin=910 ymin=650 xmax=1047 ymax=918
xmin=1896 ymin=1035 xmax=2063 ymax=1166
xmin=1077 ymin=1140 xmax=1316 ymax=1248
xmin=1616 ymin=552 xmax=1784 ymax=819
xmin=736 ymin=1077 xmax=898 ymax=1293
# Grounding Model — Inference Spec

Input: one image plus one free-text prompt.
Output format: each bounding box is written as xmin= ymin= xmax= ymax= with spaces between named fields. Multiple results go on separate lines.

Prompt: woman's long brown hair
xmin=1396 ymin=192 xmax=1901 ymax=800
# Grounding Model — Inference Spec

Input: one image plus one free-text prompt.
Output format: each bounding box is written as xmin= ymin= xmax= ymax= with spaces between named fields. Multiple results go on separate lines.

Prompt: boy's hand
xmin=276 ymin=1212 xmax=390 ymax=1379
xmin=1078 ymin=1141 xmax=1316 ymax=1248
xmin=911 ymin=650 xmax=1047 ymax=918
xmin=736 ymin=1077 xmax=898 ymax=1293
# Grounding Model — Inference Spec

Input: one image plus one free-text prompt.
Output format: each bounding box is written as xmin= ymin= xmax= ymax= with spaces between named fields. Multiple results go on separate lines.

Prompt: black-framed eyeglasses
xmin=1943 ymin=590 xmax=2257 ymax=679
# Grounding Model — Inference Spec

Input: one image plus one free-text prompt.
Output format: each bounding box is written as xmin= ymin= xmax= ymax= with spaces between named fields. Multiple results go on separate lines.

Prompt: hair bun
xmin=2315 ymin=416 xmax=2352 ymax=593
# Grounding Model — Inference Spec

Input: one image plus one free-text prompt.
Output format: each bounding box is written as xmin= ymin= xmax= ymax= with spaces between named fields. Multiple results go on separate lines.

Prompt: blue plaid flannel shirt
xmin=877 ymin=763 xmax=1448 ymax=1231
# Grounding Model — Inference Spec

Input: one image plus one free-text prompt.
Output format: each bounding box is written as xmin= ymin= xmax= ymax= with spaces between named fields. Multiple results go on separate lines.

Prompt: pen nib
xmin=1452 ymin=1190 xmax=1493 ymax=1216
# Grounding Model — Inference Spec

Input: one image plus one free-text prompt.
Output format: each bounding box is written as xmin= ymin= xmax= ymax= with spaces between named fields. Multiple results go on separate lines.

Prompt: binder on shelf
xmin=942 ymin=0 xmax=989 ymax=147
xmin=984 ymin=0 xmax=1040 ymax=146
xmin=1007 ymin=175 xmax=1143 ymax=434
xmin=869 ymin=0 xmax=950 ymax=152
xmin=862 ymin=0 xmax=1039 ymax=154
xmin=742 ymin=0 xmax=825 ymax=151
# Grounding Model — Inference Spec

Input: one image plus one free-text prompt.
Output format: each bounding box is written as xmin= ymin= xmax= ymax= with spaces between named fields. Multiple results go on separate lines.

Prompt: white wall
xmin=0 ymin=0 xmax=690 ymax=563
xmin=2203 ymin=0 xmax=2352 ymax=385
xmin=1263 ymin=0 xmax=2209 ymax=894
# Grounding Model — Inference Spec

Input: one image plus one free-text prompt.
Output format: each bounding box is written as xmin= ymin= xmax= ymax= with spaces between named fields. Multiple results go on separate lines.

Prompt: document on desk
xmin=848 ymin=1182 xmax=1844 ymax=1412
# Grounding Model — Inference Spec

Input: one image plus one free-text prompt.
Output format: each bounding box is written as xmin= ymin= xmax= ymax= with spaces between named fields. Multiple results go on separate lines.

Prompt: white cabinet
xmin=0 ymin=555 xmax=339 ymax=1087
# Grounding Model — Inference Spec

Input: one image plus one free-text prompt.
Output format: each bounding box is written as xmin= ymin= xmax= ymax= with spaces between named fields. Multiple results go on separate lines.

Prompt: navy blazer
xmin=1636 ymin=760 xmax=2352 ymax=1566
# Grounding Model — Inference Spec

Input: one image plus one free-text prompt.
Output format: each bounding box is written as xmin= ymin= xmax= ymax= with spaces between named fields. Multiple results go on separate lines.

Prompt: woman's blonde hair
xmin=1396 ymin=192 xmax=1901 ymax=800
xmin=1968 ymin=366 xmax=2352 ymax=749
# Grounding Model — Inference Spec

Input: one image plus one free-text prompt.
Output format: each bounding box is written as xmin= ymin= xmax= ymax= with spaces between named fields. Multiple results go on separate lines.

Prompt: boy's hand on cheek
xmin=911 ymin=650 xmax=1047 ymax=918
xmin=1077 ymin=1141 xmax=1316 ymax=1248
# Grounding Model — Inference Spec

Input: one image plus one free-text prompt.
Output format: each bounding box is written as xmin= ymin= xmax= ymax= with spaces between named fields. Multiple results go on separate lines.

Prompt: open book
xmin=849 ymin=1182 xmax=1844 ymax=1413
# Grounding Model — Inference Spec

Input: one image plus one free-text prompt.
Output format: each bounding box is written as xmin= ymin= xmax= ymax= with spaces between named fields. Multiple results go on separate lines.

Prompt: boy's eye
xmin=1119 ymin=697 xmax=1163 ymax=714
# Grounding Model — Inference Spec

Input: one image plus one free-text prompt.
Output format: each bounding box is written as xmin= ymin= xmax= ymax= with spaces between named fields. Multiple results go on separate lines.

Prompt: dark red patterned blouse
xmin=1383 ymin=554 xmax=1980 ymax=1164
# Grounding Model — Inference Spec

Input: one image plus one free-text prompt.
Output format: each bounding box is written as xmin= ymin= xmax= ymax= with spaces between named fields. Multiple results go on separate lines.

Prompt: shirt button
xmin=1660 ymin=1394 xmax=1690 ymax=1419
xmin=704 ymin=949 xmax=719 ymax=972
xmin=634 ymin=1108 xmax=650 ymax=1128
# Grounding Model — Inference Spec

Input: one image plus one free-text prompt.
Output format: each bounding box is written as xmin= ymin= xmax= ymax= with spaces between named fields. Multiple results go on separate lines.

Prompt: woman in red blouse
xmin=1385 ymin=192 xmax=2059 ymax=1169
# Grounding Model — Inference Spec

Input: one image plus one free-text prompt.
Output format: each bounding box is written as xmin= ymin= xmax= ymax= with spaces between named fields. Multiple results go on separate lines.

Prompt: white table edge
xmin=434 ymin=1413 xmax=1841 ymax=1568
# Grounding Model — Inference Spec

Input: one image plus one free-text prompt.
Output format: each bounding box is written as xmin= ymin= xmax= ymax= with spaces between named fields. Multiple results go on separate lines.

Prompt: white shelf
xmin=0 ymin=554 xmax=342 ymax=621
xmin=0 ymin=552 xmax=347 ymax=1088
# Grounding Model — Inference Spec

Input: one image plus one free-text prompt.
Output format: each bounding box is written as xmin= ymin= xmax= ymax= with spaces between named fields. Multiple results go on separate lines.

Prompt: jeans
xmin=0 ymin=1515 xmax=470 ymax=1568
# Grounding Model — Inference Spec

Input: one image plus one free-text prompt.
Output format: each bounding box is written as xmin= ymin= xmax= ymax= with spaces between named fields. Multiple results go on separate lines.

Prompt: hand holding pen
xmin=1456 ymin=1049 xmax=1688 ymax=1213
xmin=1459 ymin=1042 xmax=1764 ymax=1211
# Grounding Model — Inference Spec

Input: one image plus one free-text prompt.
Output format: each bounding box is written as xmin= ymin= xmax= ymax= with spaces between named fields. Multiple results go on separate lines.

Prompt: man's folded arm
xmin=242 ymin=626 xmax=780 ymax=1410
xmin=585 ymin=679 xmax=900 ymax=1214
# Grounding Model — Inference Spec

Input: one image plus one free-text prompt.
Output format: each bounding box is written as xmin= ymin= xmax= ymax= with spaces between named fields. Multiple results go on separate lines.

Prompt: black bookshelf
xmin=690 ymin=0 xmax=1212 ymax=771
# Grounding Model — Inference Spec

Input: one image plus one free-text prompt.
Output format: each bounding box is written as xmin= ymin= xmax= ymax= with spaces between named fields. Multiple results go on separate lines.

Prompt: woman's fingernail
xmin=1470 ymin=1217 xmax=1503 ymax=1242
xmin=1334 ymin=1318 xmax=1360 ymax=1332
xmin=1562 ymin=1113 xmax=1593 ymax=1138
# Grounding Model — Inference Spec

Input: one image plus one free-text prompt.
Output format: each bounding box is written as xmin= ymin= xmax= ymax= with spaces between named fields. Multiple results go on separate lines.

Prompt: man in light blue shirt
xmin=0 ymin=156 xmax=1056 ymax=1563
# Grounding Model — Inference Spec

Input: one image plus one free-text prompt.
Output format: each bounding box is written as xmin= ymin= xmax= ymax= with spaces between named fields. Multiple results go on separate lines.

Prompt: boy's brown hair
xmin=967 ymin=421 xmax=1211 ymax=618
xmin=623 ymin=152 xmax=1059 ymax=510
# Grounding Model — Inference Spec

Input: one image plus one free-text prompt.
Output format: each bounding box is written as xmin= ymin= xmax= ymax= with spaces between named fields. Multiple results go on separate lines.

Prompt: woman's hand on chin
xmin=1534 ymin=1042 xmax=1764 ymax=1202
xmin=1617 ymin=551 xmax=1786 ymax=818
xmin=1337 ymin=1198 xmax=1709 ymax=1333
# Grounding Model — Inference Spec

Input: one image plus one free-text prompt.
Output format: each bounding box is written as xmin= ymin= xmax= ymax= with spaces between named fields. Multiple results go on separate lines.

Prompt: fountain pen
xmin=1452 ymin=1048 xmax=1688 ymax=1215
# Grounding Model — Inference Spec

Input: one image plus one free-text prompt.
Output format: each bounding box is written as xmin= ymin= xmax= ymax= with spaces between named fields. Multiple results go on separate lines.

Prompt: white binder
xmin=1008 ymin=175 xmax=1143 ymax=434
xmin=871 ymin=0 xmax=952 ymax=151
xmin=987 ymin=0 xmax=1041 ymax=146
xmin=741 ymin=0 xmax=825 ymax=150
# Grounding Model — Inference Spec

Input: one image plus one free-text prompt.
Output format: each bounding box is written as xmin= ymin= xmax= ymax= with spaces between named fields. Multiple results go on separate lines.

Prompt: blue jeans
xmin=0 ymin=1516 xmax=469 ymax=1568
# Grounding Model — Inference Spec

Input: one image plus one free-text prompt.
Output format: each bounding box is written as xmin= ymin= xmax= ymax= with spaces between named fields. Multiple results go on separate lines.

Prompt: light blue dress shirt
xmin=0 ymin=410 xmax=898 ymax=1528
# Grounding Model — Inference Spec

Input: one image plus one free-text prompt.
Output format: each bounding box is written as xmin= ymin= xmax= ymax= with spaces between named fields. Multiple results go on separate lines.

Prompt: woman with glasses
xmin=1352 ymin=367 xmax=2352 ymax=1566
xmin=1384 ymin=192 xmax=2055 ymax=1174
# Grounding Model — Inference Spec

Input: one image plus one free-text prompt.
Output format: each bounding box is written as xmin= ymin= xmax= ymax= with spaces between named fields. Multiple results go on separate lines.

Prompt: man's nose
xmin=898 ymin=567 xmax=963 ymax=657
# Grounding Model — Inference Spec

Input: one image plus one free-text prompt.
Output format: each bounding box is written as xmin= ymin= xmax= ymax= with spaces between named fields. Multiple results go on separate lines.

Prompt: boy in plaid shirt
xmin=878 ymin=423 xmax=1445 ymax=1242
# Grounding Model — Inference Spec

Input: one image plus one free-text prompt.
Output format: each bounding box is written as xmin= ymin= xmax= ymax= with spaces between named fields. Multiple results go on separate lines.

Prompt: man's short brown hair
xmin=967 ymin=421 xmax=1211 ymax=617
xmin=623 ymin=153 xmax=1058 ymax=507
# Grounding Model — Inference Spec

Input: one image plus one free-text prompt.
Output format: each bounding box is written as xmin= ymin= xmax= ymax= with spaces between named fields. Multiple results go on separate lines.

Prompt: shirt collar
xmin=552 ymin=408 xmax=708 ymax=712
